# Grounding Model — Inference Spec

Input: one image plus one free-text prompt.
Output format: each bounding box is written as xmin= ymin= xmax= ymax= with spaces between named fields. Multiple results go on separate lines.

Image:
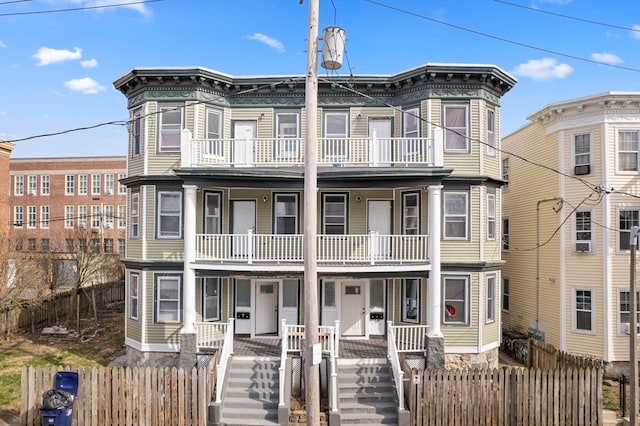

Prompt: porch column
xmin=181 ymin=184 xmax=197 ymax=368
xmin=426 ymin=184 xmax=444 ymax=369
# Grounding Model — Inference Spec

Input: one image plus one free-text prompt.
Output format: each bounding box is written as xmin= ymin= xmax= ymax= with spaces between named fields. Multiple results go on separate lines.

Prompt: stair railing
xmin=279 ymin=319 xmax=288 ymax=407
xmin=387 ymin=321 xmax=405 ymax=411
xmin=328 ymin=323 xmax=338 ymax=413
xmin=215 ymin=318 xmax=235 ymax=404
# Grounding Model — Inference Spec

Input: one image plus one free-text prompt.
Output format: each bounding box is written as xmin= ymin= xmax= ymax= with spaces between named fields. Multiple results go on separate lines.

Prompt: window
xmin=275 ymin=194 xmax=298 ymax=234
xmin=90 ymin=239 xmax=100 ymax=253
xmin=27 ymin=206 xmax=36 ymax=229
xmin=104 ymin=239 xmax=114 ymax=253
xmin=13 ymin=206 xmax=23 ymax=227
xmin=65 ymin=175 xmax=74 ymax=195
xmin=40 ymin=206 xmax=50 ymax=229
xmin=65 ymin=239 xmax=74 ymax=252
xmin=486 ymin=275 xmax=496 ymax=323
xmin=276 ymin=113 xmax=299 ymax=159
xmin=118 ymin=174 xmax=127 ymax=195
xmin=78 ymin=174 xmax=88 ymax=195
xmin=204 ymin=192 xmax=221 ymax=234
xmin=619 ymin=290 xmax=640 ymax=334
xmin=322 ymin=194 xmax=347 ymax=234
xmin=28 ymin=175 xmax=37 ymax=196
xmin=444 ymin=276 xmax=468 ymax=325
xmin=130 ymin=192 xmax=139 ymax=238
xmin=502 ymin=277 xmax=510 ymax=312
xmin=159 ymin=107 xmax=182 ymax=152
xmin=78 ymin=239 xmax=87 ymax=252
xmin=118 ymin=205 xmax=126 ymax=228
xmin=156 ymin=275 xmax=181 ymax=322
xmin=402 ymin=279 xmax=420 ymax=323
xmin=65 ymin=206 xmax=74 ymax=229
xmin=619 ymin=209 xmax=640 ymax=251
xmin=41 ymin=175 xmax=50 ymax=195
xmin=502 ymin=218 xmax=509 ymax=251
xmin=574 ymin=289 xmax=593 ymax=332
xmin=78 ymin=205 xmax=87 ymax=229
xmin=202 ymin=278 xmax=220 ymax=321
xmin=158 ymin=191 xmax=182 ymax=238
xmin=574 ymin=133 xmax=591 ymax=175
xmin=28 ymin=238 xmax=36 ymax=251
xmin=92 ymin=174 xmax=101 ymax=195
xmin=402 ymin=107 xmax=420 ymax=156
xmin=105 ymin=174 xmax=114 ymax=194
xmin=104 ymin=205 xmax=114 ymax=229
xmin=323 ymin=112 xmax=348 ymax=160
xmin=444 ymin=105 xmax=468 ymax=151
xmin=118 ymin=239 xmax=126 ymax=254
xmin=486 ymin=109 xmax=495 ymax=156
xmin=402 ymin=192 xmax=419 ymax=235
xmin=323 ymin=281 xmax=336 ymax=308
xmin=14 ymin=238 xmax=23 ymax=251
xmin=132 ymin=107 xmax=142 ymax=157
xmin=204 ymin=109 xmax=223 ymax=158
xmin=91 ymin=205 xmax=101 ymax=228
xmin=444 ymin=192 xmax=468 ymax=239
xmin=487 ymin=194 xmax=496 ymax=240
xmin=14 ymin=175 xmax=24 ymax=196
xmin=618 ymin=130 xmax=639 ymax=172
xmin=575 ymin=210 xmax=592 ymax=252
xmin=40 ymin=239 xmax=49 ymax=252
xmin=129 ymin=273 xmax=139 ymax=320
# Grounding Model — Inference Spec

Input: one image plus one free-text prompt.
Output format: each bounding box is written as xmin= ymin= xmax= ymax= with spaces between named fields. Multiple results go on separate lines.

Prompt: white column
xmin=428 ymin=185 xmax=443 ymax=336
xmin=181 ymin=184 xmax=197 ymax=334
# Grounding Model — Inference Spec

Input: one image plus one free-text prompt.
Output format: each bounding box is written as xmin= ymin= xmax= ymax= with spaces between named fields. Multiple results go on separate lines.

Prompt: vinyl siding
xmin=443 ymin=273 xmax=480 ymax=348
xmin=440 ymin=186 xmax=481 ymax=262
xmin=145 ymin=271 xmax=183 ymax=345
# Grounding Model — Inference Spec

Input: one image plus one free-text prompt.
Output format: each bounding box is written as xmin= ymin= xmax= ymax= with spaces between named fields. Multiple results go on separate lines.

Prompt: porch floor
xmin=232 ymin=336 xmax=388 ymax=359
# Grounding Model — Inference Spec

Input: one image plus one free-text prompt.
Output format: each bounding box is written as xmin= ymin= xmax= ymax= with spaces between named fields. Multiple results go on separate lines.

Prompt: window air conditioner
xmin=28 ymin=190 xmax=36 ymax=196
xmin=106 ymin=189 xmax=113 ymax=195
xmin=104 ymin=223 xmax=113 ymax=229
xmin=79 ymin=223 xmax=86 ymax=229
xmin=624 ymin=323 xmax=640 ymax=335
xmin=574 ymin=165 xmax=590 ymax=175
xmin=575 ymin=242 xmax=591 ymax=252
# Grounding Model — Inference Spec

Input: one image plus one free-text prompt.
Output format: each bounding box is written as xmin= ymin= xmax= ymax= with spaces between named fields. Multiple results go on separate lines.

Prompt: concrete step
xmin=339 ymin=400 xmax=397 ymax=415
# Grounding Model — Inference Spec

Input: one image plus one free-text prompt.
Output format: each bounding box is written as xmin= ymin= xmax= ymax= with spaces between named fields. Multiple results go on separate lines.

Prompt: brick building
xmin=0 ymin=141 xmax=15 ymax=238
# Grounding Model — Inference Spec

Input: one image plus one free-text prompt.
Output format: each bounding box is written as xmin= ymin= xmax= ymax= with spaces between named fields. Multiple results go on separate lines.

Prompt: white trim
xmin=602 ymin=121 xmax=612 ymax=361
xmin=193 ymin=263 xmax=431 ymax=273
xmin=124 ymin=338 xmax=180 ymax=353
xmin=572 ymin=287 xmax=596 ymax=335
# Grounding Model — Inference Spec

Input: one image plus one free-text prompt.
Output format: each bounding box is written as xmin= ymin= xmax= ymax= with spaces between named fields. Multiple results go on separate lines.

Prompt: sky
xmin=2 ymin=0 xmax=640 ymax=158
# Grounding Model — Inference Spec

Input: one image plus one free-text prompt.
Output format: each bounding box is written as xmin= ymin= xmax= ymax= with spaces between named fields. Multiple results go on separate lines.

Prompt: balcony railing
xmin=180 ymin=129 xmax=444 ymax=168
xmin=194 ymin=231 xmax=429 ymax=265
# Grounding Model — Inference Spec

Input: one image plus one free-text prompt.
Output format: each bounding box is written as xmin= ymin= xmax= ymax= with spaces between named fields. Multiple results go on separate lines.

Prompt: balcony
xmin=180 ymin=129 xmax=444 ymax=169
xmin=194 ymin=232 xmax=429 ymax=272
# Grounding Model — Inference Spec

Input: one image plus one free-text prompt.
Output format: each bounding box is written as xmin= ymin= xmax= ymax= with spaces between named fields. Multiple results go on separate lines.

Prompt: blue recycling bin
xmin=39 ymin=371 xmax=78 ymax=426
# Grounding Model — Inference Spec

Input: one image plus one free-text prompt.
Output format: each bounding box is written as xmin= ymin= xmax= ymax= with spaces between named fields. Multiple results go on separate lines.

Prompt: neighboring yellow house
xmin=503 ymin=92 xmax=640 ymax=371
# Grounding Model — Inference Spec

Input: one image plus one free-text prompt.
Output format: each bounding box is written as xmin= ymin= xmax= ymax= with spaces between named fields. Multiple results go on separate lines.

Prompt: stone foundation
xmin=445 ymin=347 xmax=499 ymax=370
xmin=111 ymin=346 xmax=180 ymax=368
xmin=289 ymin=410 xmax=328 ymax=426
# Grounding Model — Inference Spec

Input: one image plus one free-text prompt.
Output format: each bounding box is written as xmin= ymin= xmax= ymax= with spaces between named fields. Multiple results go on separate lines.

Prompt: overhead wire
xmin=0 ymin=0 xmax=163 ymax=17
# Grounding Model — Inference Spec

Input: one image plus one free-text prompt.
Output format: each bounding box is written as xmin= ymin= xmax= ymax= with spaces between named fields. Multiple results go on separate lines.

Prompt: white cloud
xmin=512 ymin=58 xmax=573 ymax=81
xmin=246 ymin=33 xmax=285 ymax=53
xmin=81 ymin=58 xmax=98 ymax=68
xmin=33 ymin=47 xmax=82 ymax=66
xmin=47 ymin=0 xmax=151 ymax=16
xmin=591 ymin=52 xmax=623 ymax=65
xmin=632 ymin=25 xmax=640 ymax=40
xmin=64 ymin=77 xmax=105 ymax=94
xmin=0 ymin=41 xmax=6 ymax=48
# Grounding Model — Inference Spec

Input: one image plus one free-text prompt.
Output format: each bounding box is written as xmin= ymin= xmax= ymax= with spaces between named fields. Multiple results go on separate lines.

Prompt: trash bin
xmin=39 ymin=371 xmax=78 ymax=426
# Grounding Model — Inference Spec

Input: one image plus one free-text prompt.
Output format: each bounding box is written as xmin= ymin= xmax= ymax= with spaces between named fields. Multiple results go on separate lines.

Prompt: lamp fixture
xmin=355 ymin=195 xmax=362 ymax=202
xmin=262 ymin=195 xmax=269 ymax=203
xmin=259 ymin=113 xmax=265 ymax=120
xmin=356 ymin=113 xmax=362 ymax=120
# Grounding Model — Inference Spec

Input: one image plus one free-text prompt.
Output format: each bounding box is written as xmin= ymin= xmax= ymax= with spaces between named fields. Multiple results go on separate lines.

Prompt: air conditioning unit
xmin=624 ymin=323 xmax=640 ymax=335
xmin=575 ymin=242 xmax=591 ymax=253
xmin=574 ymin=165 xmax=591 ymax=175
xmin=105 ymin=189 xmax=113 ymax=195
xmin=79 ymin=223 xmax=86 ymax=229
xmin=104 ymin=223 xmax=113 ymax=229
xmin=28 ymin=190 xmax=36 ymax=196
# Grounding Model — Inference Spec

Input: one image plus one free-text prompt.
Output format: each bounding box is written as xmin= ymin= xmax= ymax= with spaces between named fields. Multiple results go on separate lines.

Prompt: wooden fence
xmin=0 ymin=281 xmax=124 ymax=336
xmin=528 ymin=337 xmax=604 ymax=369
xmin=404 ymin=366 xmax=603 ymax=426
xmin=21 ymin=354 xmax=220 ymax=426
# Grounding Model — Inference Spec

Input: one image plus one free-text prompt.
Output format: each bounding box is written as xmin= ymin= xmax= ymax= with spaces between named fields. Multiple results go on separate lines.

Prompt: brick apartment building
xmin=0 ymin=141 xmax=15 ymax=237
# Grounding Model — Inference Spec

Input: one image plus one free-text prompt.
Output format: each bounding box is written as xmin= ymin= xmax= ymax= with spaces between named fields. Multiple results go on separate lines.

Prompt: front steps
xmin=219 ymin=356 xmax=281 ymax=425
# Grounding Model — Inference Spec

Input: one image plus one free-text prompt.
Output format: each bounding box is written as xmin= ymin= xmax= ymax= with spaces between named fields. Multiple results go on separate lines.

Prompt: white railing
xmin=391 ymin=324 xmax=430 ymax=353
xmin=202 ymin=318 xmax=233 ymax=404
xmin=387 ymin=321 xmax=405 ymax=412
xmin=185 ymin=136 xmax=441 ymax=168
xmin=195 ymin=321 xmax=231 ymax=350
xmin=195 ymin=232 xmax=428 ymax=265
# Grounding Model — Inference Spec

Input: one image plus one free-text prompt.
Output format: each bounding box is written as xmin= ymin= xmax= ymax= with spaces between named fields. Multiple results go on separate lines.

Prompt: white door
xmin=233 ymin=121 xmax=256 ymax=167
xmin=368 ymin=200 xmax=392 ymax=258
xmin=369 ymin=118 xmax=392 ymax=166
xmin=255 ymin=281 xmax=278 ymax=335
xmin=341 ymin=281 xmax=365 ymax=336
xmin=231 ymin=200 xmax=256 ymax=256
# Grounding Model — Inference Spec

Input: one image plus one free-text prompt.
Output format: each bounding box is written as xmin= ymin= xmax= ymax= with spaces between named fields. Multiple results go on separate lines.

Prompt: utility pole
xmin=303 ymin=0 xmax=320 ymax=424
xmin=630 ymin=226 xmax=639 ymax=425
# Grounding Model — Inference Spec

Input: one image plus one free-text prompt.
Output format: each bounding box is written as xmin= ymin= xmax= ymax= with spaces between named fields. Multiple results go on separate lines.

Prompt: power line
xmin=0 ymin=0 xmax=32 ymax=5
xmin=363 ymin=0 xmax=640 ymax=73
xmin=0 ymin=0 xmax=162 ymax=17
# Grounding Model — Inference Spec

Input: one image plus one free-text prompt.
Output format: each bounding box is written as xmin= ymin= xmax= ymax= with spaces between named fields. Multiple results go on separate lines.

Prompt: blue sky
xmin=2 ymin=0 xmax=640 ymax=158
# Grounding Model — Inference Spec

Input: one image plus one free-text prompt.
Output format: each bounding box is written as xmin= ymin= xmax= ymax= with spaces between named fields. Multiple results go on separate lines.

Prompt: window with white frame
xmin=104 ymin=205 xmax=114 ymax=229
xmin=502 ymin=277 xmax=510 ymax=312
xmin=502 ymin=218 xmax=509 ymax=251
xmin=502 ymin=158 xmax=509 ymax=190
xmin=159 ymin=107 xmax=182 ymax=153
xmin=65 ymin=175 xmax=74 ymax=195
xmin=575 ymin=210 xmax=592 ymax=252
xmin=204 ymin=109 xmax=223 ymax=158
xmin=78 ymin=205 xmax=87 ymax=229
xmin=14 ymin=175 xmax=24 ymax=196
xmin=129 ymin=272 xmax=139 ymax=320
xmin=619 ymin=289 xmax=640 ymax=334
xmin=118 ymin=205 xmax=126 ymax=228
xmin=444 ymin=104 xmax=468 ymax=151
xmin=402 ymin=107 xmax=420 ymax=156
xmin=204 ymin=192 xmax=221 ymax=234
xmin=275 ymin=193 xmax=298 ymax=234
xmin=92 ymin=174 xmax=101 ymax=195
xmin=574 ymin=288 xmax=593 ymax=332
xmin=486 ymin=274 xmax=496 ymax=323
xmin=276 ymin=113 xmax=300 ymax=159
xmin=402 ymin=192 xmax=419 ymax=235
xmin=402 ymin=279 xmax=420 ymax=323
xmin=444 ymin=192 xmax=468 ymax=239
xmin=27 ymin=206 xmax=36 ymax=229
xmin=91 ymin=205 xmax=101 ymax=228
xmin=65 ymin=206 xmax=74 ymax=229
xmin=618 ymin=130 xmax=639 ymax=172
xmin=41 ymin=175 xmax=50 ymax=196
xmin=27 ymin=175 xmax=37 ymax=196
xmin=132 ymin=107 xmax=142 ymax=157
xmin=619 ymin=208 xmax=640 ymax=251
xmin=323 ymin=112 xmax=348 ymax=160
xmin=40 ymin=206 xmax=49 ymax=229
xmin=322 ymin=193 xmax=347 ymax=235
xmin=486 ymin=109 xmax=495 ymax=156
xmin=78 ymin=174 xmax=88 ymax=195
xmin=443 ymin=276 xmax=468 ymax=325
xmin=130 ymin=192 xmax=139 ymax=238
xmin=487 ymin=194 xmax=496 ymax=240
xmin=14 ymin=206 xmax=23 ymax=227
xmin=202 ymin=278 xmax=220 ymax=321
xmin=157 ymin=191 xmax=182 ymax=238
xmin=118 ymin=174 xmax=127 ymax=195
xmin=105 ymin=174 xmax=114 ymax=195
xmin=574 ymin=133 xmax=591 ymax=175
xmin=155 ymin=275 xmax=181 ymax=323
xmin=323 ymin=281 xmax=336 ymax=308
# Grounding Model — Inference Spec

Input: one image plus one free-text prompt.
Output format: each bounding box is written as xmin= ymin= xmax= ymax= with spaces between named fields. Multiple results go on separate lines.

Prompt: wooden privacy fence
xmin=404 ymin=366 xmax=603 ymax=426
xmin=21 ymin=355 xmax=219 ymax=426
xmin=528 ymin=337 xmax=604 ymax=370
